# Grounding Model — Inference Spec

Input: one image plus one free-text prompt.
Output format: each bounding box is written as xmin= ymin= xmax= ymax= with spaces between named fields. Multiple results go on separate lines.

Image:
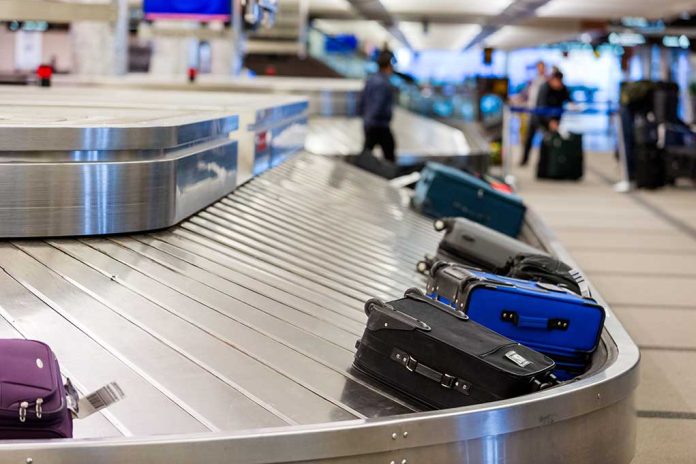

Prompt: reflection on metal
xmin=54 ymin=75 xmax=365 ymax=116
xmin=0 ymin=153 xmax=638 ymax=463
xmin=306 ymin=108 xmax=490 ymax=169
xmin=0 ymin=87 xmax=308 ymax=237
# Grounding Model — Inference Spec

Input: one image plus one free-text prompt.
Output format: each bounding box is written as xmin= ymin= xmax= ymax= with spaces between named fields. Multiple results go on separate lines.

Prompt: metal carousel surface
xmin=0 ymin=88 xmax=638 ymax=464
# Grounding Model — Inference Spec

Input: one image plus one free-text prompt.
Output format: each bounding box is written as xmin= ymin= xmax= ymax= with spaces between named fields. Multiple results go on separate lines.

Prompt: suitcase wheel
xmin=404 ymin=287 xmax=425 ymax=298
xmin=364 ymin=297 xmax=387 ymax=316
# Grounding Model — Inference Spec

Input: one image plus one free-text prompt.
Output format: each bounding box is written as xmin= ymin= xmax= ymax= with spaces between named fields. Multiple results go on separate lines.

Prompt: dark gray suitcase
xmin=353 ymin=289 xmax=558 ymax=409
xmin=417 ymin=217 xmax=543 ymax=274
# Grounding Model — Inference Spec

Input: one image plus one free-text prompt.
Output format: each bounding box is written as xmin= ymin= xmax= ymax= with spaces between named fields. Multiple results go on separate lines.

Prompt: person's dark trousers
xmin=521 ymin=115 xmax=541 ymax=166
xmin=364 ymin=125 xmax=396 ymax=162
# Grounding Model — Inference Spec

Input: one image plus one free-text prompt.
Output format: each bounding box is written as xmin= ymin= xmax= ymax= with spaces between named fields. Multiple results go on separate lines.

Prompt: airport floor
xmin=515 ymin=152 xmax=696 ymax=463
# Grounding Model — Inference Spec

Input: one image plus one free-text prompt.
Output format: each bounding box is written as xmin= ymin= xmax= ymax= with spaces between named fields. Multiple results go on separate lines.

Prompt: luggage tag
xmin=66 ymin=380 xmax=125 ymax=420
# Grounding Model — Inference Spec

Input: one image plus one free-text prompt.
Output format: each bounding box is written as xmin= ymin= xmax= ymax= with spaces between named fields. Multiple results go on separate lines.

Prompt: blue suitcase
xmin=426 ymin=262 xmax=605 ymax=371
xmin=412 ymin=163 xmax=526 ymax=237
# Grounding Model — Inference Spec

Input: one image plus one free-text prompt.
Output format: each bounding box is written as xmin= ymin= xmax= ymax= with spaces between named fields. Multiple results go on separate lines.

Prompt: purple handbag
xmin=0 ymin=339 xmax=73 ymax=439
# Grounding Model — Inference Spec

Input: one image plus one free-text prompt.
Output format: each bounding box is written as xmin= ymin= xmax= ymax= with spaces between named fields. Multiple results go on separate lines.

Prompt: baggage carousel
xmin=55 ymin=75 xmax=491 ymax=169
xmin=0 ymin=88 xmax=638 ymax=463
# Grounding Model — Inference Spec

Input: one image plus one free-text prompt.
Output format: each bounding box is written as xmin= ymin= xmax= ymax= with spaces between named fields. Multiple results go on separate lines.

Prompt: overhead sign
xmin=143 ymin=0 xmax=231 ymax=21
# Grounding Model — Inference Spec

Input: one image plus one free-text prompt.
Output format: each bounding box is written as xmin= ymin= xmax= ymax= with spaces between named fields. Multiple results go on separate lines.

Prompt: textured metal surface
xmin=0 ymin=153 xmax=637 ymax=463
xmin=306 ymin=108 xmax=490 ymax=167
xmin=0 ymin=88 xmax=308 ymax=237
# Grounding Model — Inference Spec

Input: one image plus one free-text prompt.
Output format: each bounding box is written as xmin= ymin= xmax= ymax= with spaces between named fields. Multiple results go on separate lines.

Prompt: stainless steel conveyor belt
xmin=0 ymin=153 xmax=638 ymax=464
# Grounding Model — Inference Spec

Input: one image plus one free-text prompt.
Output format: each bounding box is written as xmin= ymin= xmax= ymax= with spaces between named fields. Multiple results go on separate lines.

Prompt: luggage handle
xmin=405 ymin=288 xmax=469 ymax=321
xmin=501 ymin=311 xmax=569 ymax=331
xmin=364 ymin=297 xmax=432 ymax=332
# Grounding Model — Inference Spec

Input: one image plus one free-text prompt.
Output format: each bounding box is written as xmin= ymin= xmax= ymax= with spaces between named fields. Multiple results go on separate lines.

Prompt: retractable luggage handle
xmin=364 ymin=297 xmax=432 ymax=331
xmin=404 ymin=288 xmax=470 ymax=321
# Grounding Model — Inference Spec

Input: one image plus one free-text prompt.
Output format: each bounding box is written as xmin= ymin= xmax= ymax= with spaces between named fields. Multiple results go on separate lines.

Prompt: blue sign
xmin=325 ymin=34 xmax=358 ymax=54
xmin=143 ymin=0 xmax=231 ymax=21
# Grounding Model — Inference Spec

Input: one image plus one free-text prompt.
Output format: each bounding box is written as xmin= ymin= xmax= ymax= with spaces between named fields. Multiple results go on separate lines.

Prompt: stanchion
xmin=613 ymin=111 xmax=634 ymax=193
xmin=502 ymin=105 xmax=515 ymax=187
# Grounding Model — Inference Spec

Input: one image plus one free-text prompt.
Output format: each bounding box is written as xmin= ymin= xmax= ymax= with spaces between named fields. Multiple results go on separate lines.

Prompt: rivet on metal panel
xmin=403 ymin=431 xmax=408 ymax=438
xmin=391 ymin=432 xmax=398 ymax=440
xmin=390 ymin=461 xmax=396 ymax=464
xmin=597 ymin=393 xmax=601 ymax=400
xmin=402 ymin=459 xmax=408 ymax=464
xmin=26 ymin=458 xmax=33 ymax=464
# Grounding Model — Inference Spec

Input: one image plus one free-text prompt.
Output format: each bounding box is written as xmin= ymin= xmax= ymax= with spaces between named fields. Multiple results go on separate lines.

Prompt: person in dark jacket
xmin=359 ymin=53 xmax=396 ymax=162
xmin=536 ymin=70 xmax=571 ymax=132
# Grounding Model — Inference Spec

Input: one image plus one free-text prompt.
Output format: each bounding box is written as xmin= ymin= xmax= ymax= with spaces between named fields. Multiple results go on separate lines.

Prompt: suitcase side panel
xmin=414 ymin=167 xmax=526 ymax=237
xmin=466 ymin=286 xmax=605 ymax=355
xmin=440 ymin=218 xmax=543 ymax=271
xmin=355 ymin=297 xmax=556 ymax=409
xmin=0 ymin=340 xmax=73 ymax=439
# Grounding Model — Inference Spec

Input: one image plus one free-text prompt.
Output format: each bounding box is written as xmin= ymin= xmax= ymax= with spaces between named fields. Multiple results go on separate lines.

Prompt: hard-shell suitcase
xmin=353 ymin=290 xmax=557 ymax=409
xmin=537 ymin=132 xmax=584 ymax=181
xmin=412 ymin=163 xmax=526 ymax=237
xmin=426 ymin=263 xmax=605 ymax=369
xmin=417 ymin=217 xmax=543 ymax=274
xmin=0 ymin=340 xmax=74 ymax=439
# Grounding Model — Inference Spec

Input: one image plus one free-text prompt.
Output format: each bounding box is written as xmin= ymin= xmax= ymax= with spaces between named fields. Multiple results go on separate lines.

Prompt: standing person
xmin=359 ymin=52 xmax=396 ymax=163
xmin=536 ymin=69 xmax=571 ymax=132
xmin=520 ymin=61 xmax=547 ymax=166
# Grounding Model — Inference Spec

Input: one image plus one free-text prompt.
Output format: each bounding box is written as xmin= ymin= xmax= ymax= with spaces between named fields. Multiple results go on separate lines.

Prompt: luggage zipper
xmin=5 ymin=395 xmax=64 ymax=424
xmin=18 ymin=397 xmax=45 ymax=423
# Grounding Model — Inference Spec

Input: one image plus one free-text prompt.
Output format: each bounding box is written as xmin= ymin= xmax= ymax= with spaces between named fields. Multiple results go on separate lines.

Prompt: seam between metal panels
xmin=72 ymin=238 xmax=417 ymax=414
xmin=0 ymin=244 xmax=220 ymax=433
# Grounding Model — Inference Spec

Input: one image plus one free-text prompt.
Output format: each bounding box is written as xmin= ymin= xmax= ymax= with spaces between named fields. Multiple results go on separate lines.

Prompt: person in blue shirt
xmin=359 ymin=53 xmax=396 ymax=162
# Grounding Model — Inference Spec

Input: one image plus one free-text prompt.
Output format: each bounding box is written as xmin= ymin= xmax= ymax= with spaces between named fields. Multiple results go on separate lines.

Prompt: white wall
xmin=70 ymin=22 xmax=116 ymax=75
xmin=0 ymin=29 xmax=73 ymax=73
xmin=0 ymin=30 xmax=16 ymax=72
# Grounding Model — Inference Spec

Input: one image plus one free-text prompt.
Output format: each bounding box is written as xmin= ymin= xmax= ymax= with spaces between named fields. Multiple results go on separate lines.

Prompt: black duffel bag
xmin=499 ymin=253 xmax=588 ymax=297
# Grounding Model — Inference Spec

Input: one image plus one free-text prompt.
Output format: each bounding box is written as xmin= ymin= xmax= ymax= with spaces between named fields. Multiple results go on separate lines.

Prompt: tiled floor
xmin=515 ymin=152 xmax=696 ymax=463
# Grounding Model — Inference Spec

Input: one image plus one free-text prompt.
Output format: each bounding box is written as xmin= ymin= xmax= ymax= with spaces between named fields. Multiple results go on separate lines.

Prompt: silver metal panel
xmin=0 ymin=153 xmax=637 ymax=463
xmin=0 ymin=88 xmax=312 ymax=238
xmin=0 ymin=105 xmax=238 ymax=151
xmin=54 ymin=75 xmax=364 ymax=117
xmin=306 ymin=108 xmax=488 ymax=165
xmin=0 ymin=139 xmax=238 ymax=237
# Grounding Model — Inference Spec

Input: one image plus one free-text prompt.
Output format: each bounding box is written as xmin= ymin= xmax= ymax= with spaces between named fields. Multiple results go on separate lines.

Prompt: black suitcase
xmin=634 ymin=117 xmax=666 ymax=190
xmin=417 ymin=217 xmax=543 ymax=274
xmin=537 ymin=132 xmax=584 ymax=181
xmin=353 ymin=289 xmax=557 ymax=409
xmin=350 ymin=151 xmax=400 ymax=179
xmin=349 ymin=151 xmax=424 ymax=180
xmin=665 ymin=147 xmax=696 ymax=182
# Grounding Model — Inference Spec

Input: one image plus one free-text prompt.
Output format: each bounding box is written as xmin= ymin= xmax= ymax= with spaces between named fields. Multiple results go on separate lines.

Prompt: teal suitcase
xmin=412 ymin=163 xmax=526 ymax=237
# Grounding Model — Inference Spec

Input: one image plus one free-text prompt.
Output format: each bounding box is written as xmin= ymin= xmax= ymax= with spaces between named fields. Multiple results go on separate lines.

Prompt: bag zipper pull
xmin=35 ymin=398 xmax=44 ymax=419
xmin=19 ymin=402 xmax=28 ymax=423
